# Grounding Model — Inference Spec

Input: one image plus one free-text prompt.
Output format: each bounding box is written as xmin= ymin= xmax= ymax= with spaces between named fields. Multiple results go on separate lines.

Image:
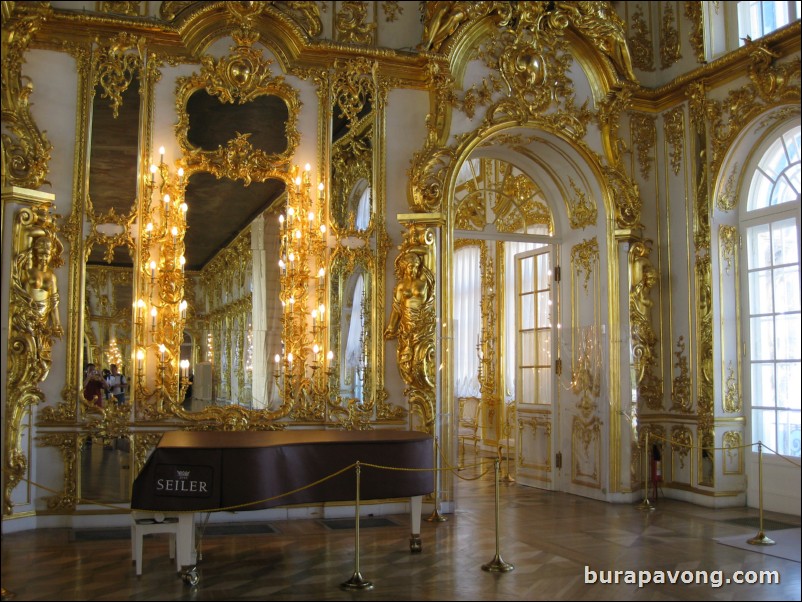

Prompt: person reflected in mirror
xmin=106 ymin=363 xmax=127 ymax=405
xmin=83 ymin=363 xmax=109 ymax=407
xmin=183 ymin=373 xmax=193 ymax=410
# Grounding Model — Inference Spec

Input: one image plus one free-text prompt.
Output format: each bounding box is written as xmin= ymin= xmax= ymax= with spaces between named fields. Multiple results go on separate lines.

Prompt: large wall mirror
xmin=168 ymin=34 xmax=301 ymax=427
xmin=325 ymin=58 xmax=399 ymax=425
xmin=78 ymin=40 xmax=143 ymax=503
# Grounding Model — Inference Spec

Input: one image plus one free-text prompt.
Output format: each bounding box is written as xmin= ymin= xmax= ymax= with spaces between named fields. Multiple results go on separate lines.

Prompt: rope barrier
xmin=640 ymin=433 xmax=802 ymax=468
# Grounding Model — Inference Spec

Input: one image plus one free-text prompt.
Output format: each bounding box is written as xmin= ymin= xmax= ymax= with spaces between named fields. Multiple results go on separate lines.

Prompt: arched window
xmin=742 ymin=124 xmax=801 ymax=457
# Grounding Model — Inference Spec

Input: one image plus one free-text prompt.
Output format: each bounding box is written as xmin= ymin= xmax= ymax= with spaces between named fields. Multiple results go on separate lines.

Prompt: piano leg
xmin=176 ymin=513 xmax=196 ymax=568
xmin=409 ymin=495 xmax=422 ymax=553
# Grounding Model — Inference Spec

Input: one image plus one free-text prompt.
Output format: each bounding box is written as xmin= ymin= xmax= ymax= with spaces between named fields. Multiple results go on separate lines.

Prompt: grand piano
xmin=131 ymin=429 xmax=434 ymax=579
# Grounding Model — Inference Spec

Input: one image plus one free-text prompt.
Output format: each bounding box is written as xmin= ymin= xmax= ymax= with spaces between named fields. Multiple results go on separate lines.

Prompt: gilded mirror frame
xmin=167 ymin=32 xmax=301 ymax=429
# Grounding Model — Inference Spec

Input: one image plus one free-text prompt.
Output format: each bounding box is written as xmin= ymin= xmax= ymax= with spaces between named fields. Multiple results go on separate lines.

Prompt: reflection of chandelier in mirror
xmin=105 ymin=338 xmax=123 ymax=369
xmin=134 ymin=147 xmax=190 ymax=414
xmin=273 ymin=164 xmax=339 ymax=418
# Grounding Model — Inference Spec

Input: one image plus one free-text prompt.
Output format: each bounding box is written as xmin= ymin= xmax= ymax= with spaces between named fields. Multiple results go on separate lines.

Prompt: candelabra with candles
xmin=272 ymin=164 xmax=337 ymax=419
xmin=134 ymin=146 xmax=191 ymax=414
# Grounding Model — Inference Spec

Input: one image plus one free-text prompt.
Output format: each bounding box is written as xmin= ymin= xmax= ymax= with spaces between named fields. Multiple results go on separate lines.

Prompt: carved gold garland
xmin=628 ymin=4 xmax=654 ymax=72
xmin=629 ymin=240 xmax=662 ymax=411
xmin=630 ymin=112 xmax=656 ymax=180
xmin=669 ymin=336 xmax=692 ymax=413
xmin=659 ymin=1 xmax=681 ymax=70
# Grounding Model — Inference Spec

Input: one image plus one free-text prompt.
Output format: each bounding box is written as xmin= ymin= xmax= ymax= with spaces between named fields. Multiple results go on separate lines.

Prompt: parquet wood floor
xmin=1 ymin=458 xmax=799 ymax=600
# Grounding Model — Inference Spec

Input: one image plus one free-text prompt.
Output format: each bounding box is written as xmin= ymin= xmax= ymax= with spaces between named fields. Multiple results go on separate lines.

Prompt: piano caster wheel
xmin=409 ymin=534 xmax=422 ymax=553
xmin=181 ymin=568 xmax=199 ymax=586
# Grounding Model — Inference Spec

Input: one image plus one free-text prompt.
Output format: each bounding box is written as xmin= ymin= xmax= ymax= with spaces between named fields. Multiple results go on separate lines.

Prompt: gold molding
xmin=628 ymin=4 xmax=654 ymax=72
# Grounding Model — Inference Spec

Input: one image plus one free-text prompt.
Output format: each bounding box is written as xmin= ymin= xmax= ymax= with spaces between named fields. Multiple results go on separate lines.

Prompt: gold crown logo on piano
xmin=176 ymin=470 xmax=190 ymax=479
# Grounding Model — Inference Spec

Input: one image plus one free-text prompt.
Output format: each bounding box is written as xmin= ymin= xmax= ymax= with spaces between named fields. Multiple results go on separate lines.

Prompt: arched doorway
xmin=447 ymin=128 xmax=614 ymax=497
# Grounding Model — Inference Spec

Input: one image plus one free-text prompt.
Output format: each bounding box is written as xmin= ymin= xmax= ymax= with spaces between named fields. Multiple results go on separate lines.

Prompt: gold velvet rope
xmin=645 ymin=434 xmax=802 ymax=468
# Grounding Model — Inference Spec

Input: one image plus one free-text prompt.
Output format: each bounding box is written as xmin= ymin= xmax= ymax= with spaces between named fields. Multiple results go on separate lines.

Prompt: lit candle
xmin=179 ymin=299 xmax=187 ymax=320
xmin=318 ymin=181 xmax=324 ymax=201
xmin=179 ymin=255 xmax=186 ymax=272
xmin=180 ymin=202 xmax=188 ymax=217
xmin=137 ymin=298 xmax=145 ymax=322
xmin=318 ymin=267 xmax=325 ymax=283
xmin=295 ymin=176 xmax=301 ymax=192
xmin=136 ymin=348 xmax=145 ymax=371
xmin=287 ymin=353 xmax=293 ymax=366
xmin=177 ymin=167 xmax=184 ymax=182
xmin=279 ymin=214 xmax=285 ymax=230
xmin=318 ymin=303 xmax=325 ymax=316
xmin=150 ymin=306 xmax=157 ymax=329
xmin=327 ymin=350 xmax=334 ymax=364
xmin=159 ymin=344 xmax=166 ymax=363
xmin=159 ymin=146 xmax=165 ymax=163
xmin=150 ymin=260 xmax=157 ymax=281
xmin=275 ymin=353 xmax=280 ymax=365
xmin=145 ymin=222 xmax=153 ymax=236
xmin=163 ymin=193 xmax=170 ymax=215
xmin=171 ymin=225 xmax=178 ymax=245
xmin=150 ymin=163 xmax=156 ymax=184
xmin=311 ymin=308 xmax=317 ymax=330
xmin=320 ymin=223 xmax=327 ymax=234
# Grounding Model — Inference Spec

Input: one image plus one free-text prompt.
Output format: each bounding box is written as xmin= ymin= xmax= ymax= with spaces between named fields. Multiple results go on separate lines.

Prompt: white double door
xmin=513 ymin=247 xmax=565 ymax=490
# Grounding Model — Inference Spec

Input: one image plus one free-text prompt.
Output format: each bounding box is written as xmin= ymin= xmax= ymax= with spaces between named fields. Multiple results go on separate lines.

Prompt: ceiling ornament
xmin=684 ymin=1 xmax=705 ymax=64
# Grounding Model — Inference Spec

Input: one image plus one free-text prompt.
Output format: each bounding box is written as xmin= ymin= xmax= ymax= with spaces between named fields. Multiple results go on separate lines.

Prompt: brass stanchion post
xmin=341 ymin=462 xmax=374 ymax=590
xmin=747 ymin=442 xmax=775 ymax=546
xmin=637 ymin=431 xmax=654 ymax=510
xmin=500 ymin=403 xmax=515 ymax=483
xmin=426 ymin=436 xmax=447 ymax=522
xmin=481 ymin=458 xmax=514 ymax=572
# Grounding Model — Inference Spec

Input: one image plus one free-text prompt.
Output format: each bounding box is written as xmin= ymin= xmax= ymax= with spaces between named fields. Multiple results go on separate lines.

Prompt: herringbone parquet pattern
xmin=2 ymin=458 xmax=799 ymax=601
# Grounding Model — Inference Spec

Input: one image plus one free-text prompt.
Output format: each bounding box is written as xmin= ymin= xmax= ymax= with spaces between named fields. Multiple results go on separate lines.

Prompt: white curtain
xmin=454 ymin=247 xmax=481 ymax=398
xmin=355 ymin=186 xmax=371 ymax=230
xmin=344 ymin=273 xmax=365 ymax=398
xmin=504 ymin=241 xmax=537 ymax=402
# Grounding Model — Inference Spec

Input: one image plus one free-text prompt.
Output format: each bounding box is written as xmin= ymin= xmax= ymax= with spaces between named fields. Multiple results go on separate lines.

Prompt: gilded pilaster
xmin=5 ymin=200 xmax=63 ymax=514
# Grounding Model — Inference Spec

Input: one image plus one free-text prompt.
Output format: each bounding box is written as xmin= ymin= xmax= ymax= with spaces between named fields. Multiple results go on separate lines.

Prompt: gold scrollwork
xmin=571 ymin=238 xmax=598 ymax=294
xmin=723 ymin=361 xmax=742 ymax=413
xmin=630 ymin=112 xmax=656 ymax=179
xmin=5 ymin=204 xmax=64 ymax=515
xmin=629 ymin=240 xmax=662 ymax=410
xmin=572 ymin=415 xmax=602 ymax=488
xmin=719 ymin=224 xmax=738 ymax=274
xmin=663 ymin=106 xmax=685 ymax=177
xmin=628 ymin=4 xmax=654 ymax=72
xmin=566 ymin=177 xmax=597 ymax=229
xmin=1 ymin=7 xmax=53 ymax=190
xmin=37 ymin=433 xmax=80 ymax=511
xmin=175 ymin=30 xmax=301 ymax=180
xmin=669 ymin=336 xmax=692 ymax=413
xmin=335 ymin=1 xmax=376 ymax=46
xmin=92 ymin=32 xmax=144 ymax=119
xmin=99 ymin=2 xmax=142 ymax=17
xmin=671 ymin=425 xmax=692 ymax=468
xmin=716 ymin=166 xmax=739 ymax=212
xmin=603 ymin=164 xmax=642 ymax=230
xmin=722 ymin=430 xmax=744 ymax=474
xmin=659 ymin=1 xmax=681 ymax=69
xmin=684 ymin=1 xmax=705 ymax=64
xmin=384 ymin=224 xmax=436 ymax=432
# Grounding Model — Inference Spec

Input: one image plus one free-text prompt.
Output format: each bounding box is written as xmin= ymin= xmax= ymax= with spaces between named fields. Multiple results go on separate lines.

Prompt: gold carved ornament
xmin=384 ymin=224 xmax=437 ymax=433
xmin=671 ymin=425 xmax=693 ymax=468
xmin=628 ymin=5 xmax=654 ymax=72
xmin=5 ymin=205 xmax=64 ymax=515
xmin=1 ymin=7 xmax=53 ymax=189
xmin=566 ymin=177 xmax=597 ymax=229
xmin=723 ymin=361 xmax=742 ymax=414
xmin=669 ymin=336 xmax=692 ymax=413
xmin=335 ymin=1 xmax=376 ymax=46
xmin=663 ymin=106 xmax=685 ymax=177
xmin=684 ymin=1 xmax=705 ymax=64
xmin=630 ymin=112 xmax=656 ymax=180
xmin=629 ymin=240 xmax=662 ymax=410
xmin=174 ymin=27 xmax=301 ymax=180
xmin=659 ymin=1 xmax=681 ymax=69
